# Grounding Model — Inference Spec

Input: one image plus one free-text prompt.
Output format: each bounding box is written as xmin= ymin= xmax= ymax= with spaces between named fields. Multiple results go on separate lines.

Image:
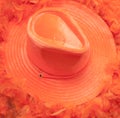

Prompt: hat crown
xmin=27 ymin=8 xmax=90 ymax=77
xmin=34 ymin=13 xmax=83 ymax=50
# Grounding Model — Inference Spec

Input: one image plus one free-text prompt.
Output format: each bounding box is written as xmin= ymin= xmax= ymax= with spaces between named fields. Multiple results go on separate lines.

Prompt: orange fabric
xmin=4 ymin=1 xmax=116 ymax=106
xmin=0 ymin=0 xmax=120 ymax=118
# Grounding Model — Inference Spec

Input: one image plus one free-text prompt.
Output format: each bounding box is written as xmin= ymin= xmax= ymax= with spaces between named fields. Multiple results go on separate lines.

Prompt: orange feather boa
xmin=0 ymin=0 xmax=120 ymax=117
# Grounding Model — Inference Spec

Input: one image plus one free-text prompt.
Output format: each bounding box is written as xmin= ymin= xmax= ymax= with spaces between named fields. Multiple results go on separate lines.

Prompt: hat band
xmin=38 ymin=67 xmax=84 ymax=79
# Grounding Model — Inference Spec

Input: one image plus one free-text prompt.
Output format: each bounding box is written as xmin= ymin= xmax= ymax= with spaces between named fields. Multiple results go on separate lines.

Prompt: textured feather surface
xmin=0 ymin=0 xmax=120 ymax=117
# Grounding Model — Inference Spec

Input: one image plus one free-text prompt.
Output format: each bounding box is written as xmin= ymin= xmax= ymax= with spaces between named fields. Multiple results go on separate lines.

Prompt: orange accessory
xmin=4 ymin=2 xmax=116 ymax=107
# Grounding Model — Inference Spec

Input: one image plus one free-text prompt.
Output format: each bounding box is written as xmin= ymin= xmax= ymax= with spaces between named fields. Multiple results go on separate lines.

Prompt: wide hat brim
xmin=4 ymin=2 xmax=116 ymax=106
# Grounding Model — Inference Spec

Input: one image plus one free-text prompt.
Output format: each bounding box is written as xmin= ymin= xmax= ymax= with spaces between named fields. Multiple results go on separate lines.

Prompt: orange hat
xmin=4 ymin=2 xmax=116 ymax=106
